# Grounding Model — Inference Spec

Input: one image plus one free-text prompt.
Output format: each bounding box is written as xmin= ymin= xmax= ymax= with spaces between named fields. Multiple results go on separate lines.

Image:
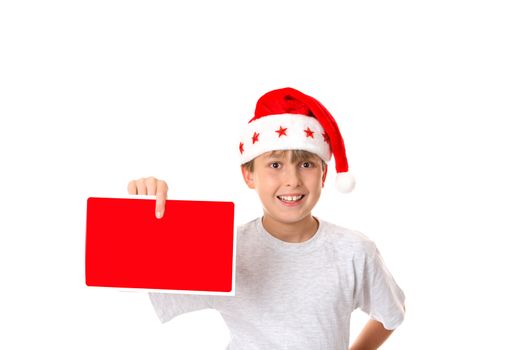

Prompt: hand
xmin=127 ymin=177 xmax=169 ymax=219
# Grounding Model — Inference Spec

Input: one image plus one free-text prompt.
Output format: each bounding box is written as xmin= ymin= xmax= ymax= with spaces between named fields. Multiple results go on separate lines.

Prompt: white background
xmin=1 ymin=1 xmax=524 ymax=349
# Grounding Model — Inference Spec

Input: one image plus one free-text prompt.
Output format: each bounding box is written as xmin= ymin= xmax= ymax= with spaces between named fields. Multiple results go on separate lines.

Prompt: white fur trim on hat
xmin=239 ymin=114 xmax=332 ymax=164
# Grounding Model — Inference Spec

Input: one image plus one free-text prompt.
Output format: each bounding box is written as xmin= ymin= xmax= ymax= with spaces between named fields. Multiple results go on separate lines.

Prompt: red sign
xmin=85 ymin=197 xmax=235 ymax=293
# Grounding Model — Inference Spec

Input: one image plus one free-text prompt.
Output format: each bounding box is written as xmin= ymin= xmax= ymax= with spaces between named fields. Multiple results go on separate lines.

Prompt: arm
xmin=349 ymin=319 xmax=394 ymax=350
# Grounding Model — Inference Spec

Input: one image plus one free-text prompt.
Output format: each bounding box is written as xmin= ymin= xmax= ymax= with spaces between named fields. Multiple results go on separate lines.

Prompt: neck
xmin=261 ymin=213 xmax=319 ymax=243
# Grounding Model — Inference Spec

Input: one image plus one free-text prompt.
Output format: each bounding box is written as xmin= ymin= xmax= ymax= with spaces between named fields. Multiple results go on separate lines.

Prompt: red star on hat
xmin=304 ymin=127 xmax=315 ymax=138
xmin=275 ymin=126 xmax=288 ymax=137
xmin=252 ymin=132 xmax=259 ymax=144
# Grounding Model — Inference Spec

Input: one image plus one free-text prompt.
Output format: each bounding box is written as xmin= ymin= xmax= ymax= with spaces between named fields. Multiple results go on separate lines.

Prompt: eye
xmin=270 ymin=162 xmax=281 ymax=169
xmin=302 ymin=162 xmax=312 ymax=168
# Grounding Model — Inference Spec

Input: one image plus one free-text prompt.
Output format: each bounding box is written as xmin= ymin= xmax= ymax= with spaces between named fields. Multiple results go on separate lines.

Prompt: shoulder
xmin=236 ymin=217 xmax=259 ymax=235
xmin=235 ymin=218 xmax=262 ymax=249
xmin=319 ymin=219 xmax=378 ymax=259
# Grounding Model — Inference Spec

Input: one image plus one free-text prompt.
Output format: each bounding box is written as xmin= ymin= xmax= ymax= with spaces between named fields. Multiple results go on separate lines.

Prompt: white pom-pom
xmin=336 ymin=172 xmax=356 ymax=193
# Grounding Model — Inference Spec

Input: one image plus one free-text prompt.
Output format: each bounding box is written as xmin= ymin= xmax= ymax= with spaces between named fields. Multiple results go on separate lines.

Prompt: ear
xmin=322 ymin=166 xmax=328 ymax=188
xmin=241 ymin=165 xmax=256 ymax=189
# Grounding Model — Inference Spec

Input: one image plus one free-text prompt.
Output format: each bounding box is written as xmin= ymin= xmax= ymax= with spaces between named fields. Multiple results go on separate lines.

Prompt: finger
xmin=127 ymin=180 xmax=137 ymax=195
xmin=145 ymin=177 xmax=157 ymax=196
xmin=136 ymin=178 xmax=147 ymax=195
xmin=155 ymin=180 xmax=168 ymax=219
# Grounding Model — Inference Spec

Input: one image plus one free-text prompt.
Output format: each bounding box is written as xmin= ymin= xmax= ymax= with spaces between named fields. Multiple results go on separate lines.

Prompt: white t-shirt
xmin=149 ymin=217 xmax=405 ymax=350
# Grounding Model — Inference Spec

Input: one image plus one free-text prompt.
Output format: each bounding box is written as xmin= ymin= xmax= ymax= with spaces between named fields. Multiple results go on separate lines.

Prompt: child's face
xmin=241 ymin=150 xmax=326 ymax=227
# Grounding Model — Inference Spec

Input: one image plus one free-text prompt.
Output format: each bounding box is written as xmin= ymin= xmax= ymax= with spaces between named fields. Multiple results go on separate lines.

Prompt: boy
xmin=128 ymin=88 xmax=405 ymax=349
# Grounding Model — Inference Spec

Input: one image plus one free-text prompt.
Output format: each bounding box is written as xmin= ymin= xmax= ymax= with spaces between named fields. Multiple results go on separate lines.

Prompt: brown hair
xmin=241 ymin=150 xmax=326 ymax=173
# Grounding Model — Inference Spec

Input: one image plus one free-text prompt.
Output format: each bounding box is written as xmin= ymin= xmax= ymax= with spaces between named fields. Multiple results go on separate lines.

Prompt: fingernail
xmin=156 ymin=211 xmax=162 ymax=219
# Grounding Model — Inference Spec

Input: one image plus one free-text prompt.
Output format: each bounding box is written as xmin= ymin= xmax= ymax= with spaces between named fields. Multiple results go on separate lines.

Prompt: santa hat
xmin=239 ymin=87 xmax=356 ymax=193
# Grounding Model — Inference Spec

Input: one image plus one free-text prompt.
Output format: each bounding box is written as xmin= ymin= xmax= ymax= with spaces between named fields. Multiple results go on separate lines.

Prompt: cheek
xmin=306 ymin=169 xmax=324 ymax=185
xmin=254 ymin=172 xmax=278 ymax=191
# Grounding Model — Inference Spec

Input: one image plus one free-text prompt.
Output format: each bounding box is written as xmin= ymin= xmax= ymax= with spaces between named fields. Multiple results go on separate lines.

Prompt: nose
xmin=282 ymin=165 xmax=301 ymax=187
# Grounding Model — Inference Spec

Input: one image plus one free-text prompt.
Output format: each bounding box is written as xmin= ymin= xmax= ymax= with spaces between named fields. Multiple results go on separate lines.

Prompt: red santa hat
xmin=239 ymin=87 xmax=356 ymax=193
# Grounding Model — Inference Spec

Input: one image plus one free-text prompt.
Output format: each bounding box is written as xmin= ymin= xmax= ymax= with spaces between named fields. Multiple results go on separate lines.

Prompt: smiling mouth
xmin=277 ymin=195 xmax=305 ymax=203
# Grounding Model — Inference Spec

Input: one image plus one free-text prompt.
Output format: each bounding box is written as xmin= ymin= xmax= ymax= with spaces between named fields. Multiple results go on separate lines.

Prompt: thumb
xmin=155 ymin=184 xmax=168 ymax=219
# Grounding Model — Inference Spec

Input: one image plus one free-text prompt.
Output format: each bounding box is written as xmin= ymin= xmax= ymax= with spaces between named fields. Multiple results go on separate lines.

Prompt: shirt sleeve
xmin=354 ymin=244 xmax=406 ymax=330
xmin=148 ymin=292 xmax=212 ymax=323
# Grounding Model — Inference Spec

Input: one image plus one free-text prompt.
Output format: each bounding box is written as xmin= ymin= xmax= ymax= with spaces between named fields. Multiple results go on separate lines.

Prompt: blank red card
xmin=85 ymin=197 xmax=235 ymax=294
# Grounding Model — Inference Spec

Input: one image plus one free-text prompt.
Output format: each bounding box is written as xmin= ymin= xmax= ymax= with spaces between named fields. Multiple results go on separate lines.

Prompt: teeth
xmin=278 ymin=195 xmax=304 ymax=202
